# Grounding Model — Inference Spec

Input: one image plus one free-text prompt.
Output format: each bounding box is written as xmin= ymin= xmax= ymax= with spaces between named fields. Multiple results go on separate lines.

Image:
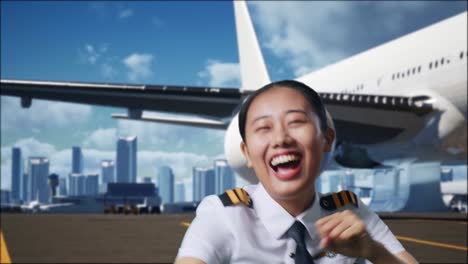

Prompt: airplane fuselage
xmin=296 ymin=12 xmax=467 ymax=165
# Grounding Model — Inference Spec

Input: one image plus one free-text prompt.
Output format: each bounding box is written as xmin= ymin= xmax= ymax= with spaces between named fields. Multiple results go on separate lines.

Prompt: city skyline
xmin=3 ymin=142 xmax=245 ymax=204
xmin=2 ymin=142 xmax=466 ymax=212
xmin=2 ymin=2 xmax=466 ymax=190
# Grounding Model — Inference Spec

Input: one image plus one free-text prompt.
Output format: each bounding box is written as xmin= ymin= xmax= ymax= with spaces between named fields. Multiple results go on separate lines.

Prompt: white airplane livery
xmin=1 ymin=1 xmax=466 ymax=210
xmin=227 ymin=2 xmax=467 ymax=182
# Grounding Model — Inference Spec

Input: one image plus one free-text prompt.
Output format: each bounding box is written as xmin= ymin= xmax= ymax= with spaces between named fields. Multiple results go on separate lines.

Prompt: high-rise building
xmin=116 ymin=136 xmax=137 ymax=183
xmin=329 ymin=173 xmax=341 ymax=192
xmin=192 ymin=167 xmax=201 ymax=202
xmin=315 ymin=176 xmax=322 ymax=193
xmin=28 ymin=157 xmax=50 ymax=203
xmin=142 ymin=177 xmax=153 ymax=183
xmin=22 ymin=173 xmax=29 ymax=203
xmin=11 ymin=147 xmax=22 ymax=202
xmin=341 ymin=171 xmax=356 ymax=191
xmin=72 ymin=146 xmax=83 ymax=174
xmin=174 ymin=182 xmax=185 ymax=202
xmin=101 ymin=160 xmax=115 ymax=184
xmin=0 ymin=190 xmax=10 ymax=205
xmin=85 ymin=174 xmax=99 ymax=196
xmin=214 ymin=159 xmax=235 ymax=194
xmin=48 ymin=174 xmax=59 ymax=199
xmin=69 ymin=173 xmax=86 ymax=196
xmin=321 ymin=171 xmax=340 ymax=193
xmin=157 ymin=166 xmax=174 ymax=204
xmin=193 ymin=167 xmax=215 ymax=201
xmin=58 ymin=178 xmax=68 ymax=196
xmin=441 ymin=167 xmax=454 ymax=182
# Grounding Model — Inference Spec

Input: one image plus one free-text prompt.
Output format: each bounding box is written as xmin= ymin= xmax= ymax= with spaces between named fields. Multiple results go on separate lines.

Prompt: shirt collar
xmin=251 ymin=183 xmax=322 ymax=240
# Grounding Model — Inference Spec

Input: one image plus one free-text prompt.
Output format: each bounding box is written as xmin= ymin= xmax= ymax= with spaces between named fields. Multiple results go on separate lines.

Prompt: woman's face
xmin=241 ymin=87 xmax=334 ymax=202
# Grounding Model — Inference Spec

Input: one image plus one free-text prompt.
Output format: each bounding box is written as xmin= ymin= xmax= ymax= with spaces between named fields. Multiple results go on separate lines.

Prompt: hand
xmin=315 ymin=210 xmax=375 ymax=258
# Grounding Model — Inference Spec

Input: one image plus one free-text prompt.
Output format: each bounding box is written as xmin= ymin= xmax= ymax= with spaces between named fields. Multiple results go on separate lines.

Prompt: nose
xmin=272 ymin=124 xmax=293 ymax=147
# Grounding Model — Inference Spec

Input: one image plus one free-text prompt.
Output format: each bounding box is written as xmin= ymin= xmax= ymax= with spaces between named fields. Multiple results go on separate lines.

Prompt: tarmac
xmin=0 ymin=213 xmax=467 ymax=263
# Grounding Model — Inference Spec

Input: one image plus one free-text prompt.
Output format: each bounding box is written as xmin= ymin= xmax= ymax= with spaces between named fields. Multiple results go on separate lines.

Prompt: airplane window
xmin=402 ymin=72 xmax=405 ymax=78
xmin=441 ymin=58 xmax=445 ymax=65
xmin=397 ymin=73 xmax=400 ymax=78
xmin=435 ymin=61 xmax=438 ymax=68
xmin=412 ymin=68 xmax=416 ymax=74
xmin=417 ymin=66 xmax=421 ymax=73
xmin=460 ymin=51 xmax=464 ymax=59
xmin=407 ymin=69 xmax=410 ymax=76
xmin=429 ymin=62 xmax=432 ymax=69
xmin=392 ymin=74 xmax=395 ymax=80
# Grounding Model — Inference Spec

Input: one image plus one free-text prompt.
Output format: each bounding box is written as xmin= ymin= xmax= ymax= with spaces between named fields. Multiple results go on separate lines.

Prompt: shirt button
xmin=289 ymin=252 xmax=295 ymax=258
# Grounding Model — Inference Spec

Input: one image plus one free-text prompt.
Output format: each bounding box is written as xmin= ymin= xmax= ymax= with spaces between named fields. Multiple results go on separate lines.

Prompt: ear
xmin=240 ymin=142 xmax=253 ymax=168
xmin=323 ymin=127 xmax=335 ymax=152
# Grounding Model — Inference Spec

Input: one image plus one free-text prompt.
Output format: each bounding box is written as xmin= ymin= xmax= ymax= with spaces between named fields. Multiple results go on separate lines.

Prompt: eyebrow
xmin=250 ymin=109 xmax=308 ymax=125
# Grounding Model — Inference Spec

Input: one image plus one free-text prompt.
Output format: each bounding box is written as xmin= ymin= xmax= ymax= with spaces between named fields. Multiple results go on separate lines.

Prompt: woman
xmin=175 ymin=80 xmax=418 ymax=264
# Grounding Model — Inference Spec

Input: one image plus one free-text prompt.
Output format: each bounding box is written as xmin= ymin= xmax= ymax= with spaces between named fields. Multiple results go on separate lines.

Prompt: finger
xmin=320 ymin=236 xmax=339 ymax=252
xmin=319 ymin=236 xmax=330 ymax=249
xmin=337 ymin=222 xmax=366 ymax=241
xmin=316 ymin=211 xmax=341 ymax=226
xmin=328 ymin=220 xmax=353 ymax=239
xmin=316 ymin=216 xmax=343 ymax=238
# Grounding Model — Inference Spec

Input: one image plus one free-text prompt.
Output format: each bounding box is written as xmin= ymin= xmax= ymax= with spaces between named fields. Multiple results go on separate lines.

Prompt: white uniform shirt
xmin=176 ymin=184 xmax=404 ymax=263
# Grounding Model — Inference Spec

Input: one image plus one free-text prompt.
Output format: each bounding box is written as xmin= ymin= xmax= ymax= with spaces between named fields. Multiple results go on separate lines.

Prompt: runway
xmin=1 ymin=213 xmax=466 ymax=263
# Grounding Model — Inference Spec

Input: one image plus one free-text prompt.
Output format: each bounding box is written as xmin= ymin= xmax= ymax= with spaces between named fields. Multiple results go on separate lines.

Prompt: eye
xmin=255 ymin=126 xmax=270 ymax=132
xmin=289 ymin=119 xmax=306 ymax=126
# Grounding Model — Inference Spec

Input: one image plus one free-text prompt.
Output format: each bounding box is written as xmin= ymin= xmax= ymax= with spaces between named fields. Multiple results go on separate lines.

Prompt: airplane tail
xmin=233 ymin=0 xmax=270 ymax=91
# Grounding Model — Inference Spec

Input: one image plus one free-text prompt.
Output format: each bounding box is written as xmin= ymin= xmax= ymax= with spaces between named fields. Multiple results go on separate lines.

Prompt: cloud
xmin=198 ymin=60 xmax=240 ymax=87
xmin=79 ymin=43 xmax=110 ymax=65
xmin=123 ymin=53 xmax=154 ymax=81
xmin=118 ymin=9 xmax=134 ymax=19
xmin=248 ymin=2 xmax=437 ymax=76
xmin=83 ymin=128 xmax=117 ymax=149
xmin=78 ymin=43 xmax=119 ymax=79
xmin=116 ymin=117 xmax=225 ymax=153
xmin=81 ymin=44 xmax=100 ymax=65
xmin=0 ymin=96 xmax=92 ymax=132
xmin=101 ymin=63 xmax=118 ymax=79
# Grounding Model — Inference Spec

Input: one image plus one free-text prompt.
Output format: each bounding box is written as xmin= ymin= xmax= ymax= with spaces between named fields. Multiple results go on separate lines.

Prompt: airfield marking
xmin=180 ymin=221 xmax=191 ymax=227
xmin=396 ymin=235 xmax=468 ymax=252
xmin=1 ymin=230 xmax=12 ymax=264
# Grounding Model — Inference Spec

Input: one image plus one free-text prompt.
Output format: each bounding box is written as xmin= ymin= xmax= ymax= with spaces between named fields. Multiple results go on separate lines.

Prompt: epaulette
xmin=320 ymin=190 xmax=358 ymax=211
xmin=218 ymin=188 xmax=253 ymax=208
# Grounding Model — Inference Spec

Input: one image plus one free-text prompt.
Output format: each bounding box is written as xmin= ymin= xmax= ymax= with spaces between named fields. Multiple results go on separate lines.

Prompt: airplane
xmin=0 ymin=200 xmax=75 ymax=213
xmin=1 ymin=2 xmax=466 ymax=211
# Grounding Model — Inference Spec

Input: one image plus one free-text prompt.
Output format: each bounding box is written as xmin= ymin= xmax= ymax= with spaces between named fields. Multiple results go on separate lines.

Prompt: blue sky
xmin=1 ymin=1 xmax=467 ymax=189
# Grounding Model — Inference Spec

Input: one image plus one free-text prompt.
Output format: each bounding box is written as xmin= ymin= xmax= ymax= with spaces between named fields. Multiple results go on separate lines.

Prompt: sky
xmin=1 ymin=1 xmax=467 ymax=190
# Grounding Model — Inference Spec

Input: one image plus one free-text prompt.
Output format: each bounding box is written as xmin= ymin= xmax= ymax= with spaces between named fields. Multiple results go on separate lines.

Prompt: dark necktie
xmin=287 ymin=221 xmax=315 ymax=264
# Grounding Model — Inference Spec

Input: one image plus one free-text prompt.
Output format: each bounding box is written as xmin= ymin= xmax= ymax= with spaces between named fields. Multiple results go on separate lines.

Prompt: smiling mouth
xmin=269 ymin=153 xmax=302 ymax=172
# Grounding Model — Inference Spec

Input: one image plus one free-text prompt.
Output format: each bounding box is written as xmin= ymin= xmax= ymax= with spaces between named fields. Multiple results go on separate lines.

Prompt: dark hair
xmin=238 ymin=80 xmax=328 ymax=143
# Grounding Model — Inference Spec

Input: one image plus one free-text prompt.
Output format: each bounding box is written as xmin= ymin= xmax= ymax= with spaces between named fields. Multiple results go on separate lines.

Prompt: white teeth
xmin=270 ymin=154 xmax=299 ymax=167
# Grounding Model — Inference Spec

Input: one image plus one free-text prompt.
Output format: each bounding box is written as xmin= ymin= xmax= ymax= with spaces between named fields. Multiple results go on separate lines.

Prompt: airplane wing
xmin=321 ymin=92 xmax=435 ymax=145
xmin=1 ymin=79 xmax=434 ymax=142
xmin=0 ymin=79 xmax=245 ymax=121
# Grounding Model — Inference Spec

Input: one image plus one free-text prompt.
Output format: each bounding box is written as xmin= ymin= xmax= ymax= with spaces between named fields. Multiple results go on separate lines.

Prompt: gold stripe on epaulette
xmin=226 ymin=189 xmax=241 ymax=205
xmin=348 ymin=190 xmax=357 ymax=205
xmin=340 ymin=190 xmax=350 ymax=205
xmin=332 ymin=192 xmax=342 ymax=208
xmin=234 ymin=188 xmax=248 ymax=205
